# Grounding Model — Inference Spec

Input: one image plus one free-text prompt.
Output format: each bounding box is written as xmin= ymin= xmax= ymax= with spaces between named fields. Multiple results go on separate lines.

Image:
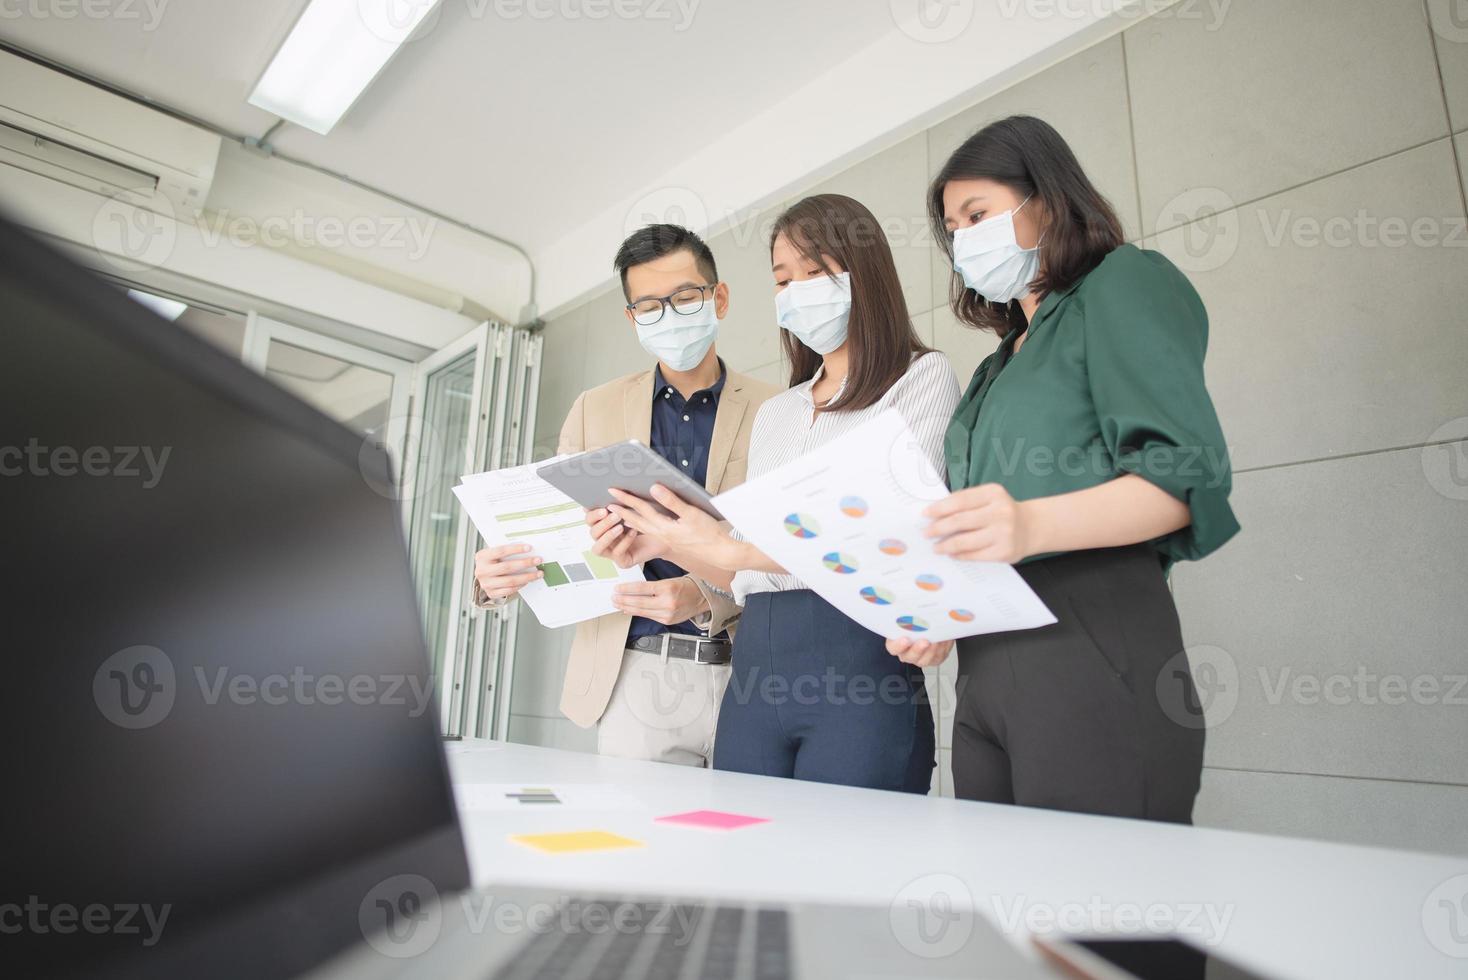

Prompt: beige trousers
xmin=596 ymin=649 xmax=732 ymax=768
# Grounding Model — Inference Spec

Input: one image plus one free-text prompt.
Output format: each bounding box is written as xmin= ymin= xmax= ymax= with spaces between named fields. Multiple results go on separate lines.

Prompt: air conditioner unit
xmin=0 ymin=49 xmax=221 ymax=219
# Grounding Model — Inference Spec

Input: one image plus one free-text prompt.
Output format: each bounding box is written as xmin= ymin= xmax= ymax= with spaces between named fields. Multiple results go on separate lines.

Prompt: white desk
xmin=446 ymin=739 xmax=1467 ymax=979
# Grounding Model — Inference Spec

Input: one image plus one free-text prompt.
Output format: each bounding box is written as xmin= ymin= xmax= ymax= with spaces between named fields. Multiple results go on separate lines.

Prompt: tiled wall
xmin=509 ymin=0 xmax=1468 ymax=854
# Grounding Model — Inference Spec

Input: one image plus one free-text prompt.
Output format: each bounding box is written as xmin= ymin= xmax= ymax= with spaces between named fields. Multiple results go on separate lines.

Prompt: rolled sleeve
xmin=1082 ymin=250 xmax=1240 ymax=562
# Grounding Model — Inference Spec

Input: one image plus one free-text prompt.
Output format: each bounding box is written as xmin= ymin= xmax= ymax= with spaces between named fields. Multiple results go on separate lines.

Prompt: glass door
xmin=242 ymin=314 xmax=414 ymax=479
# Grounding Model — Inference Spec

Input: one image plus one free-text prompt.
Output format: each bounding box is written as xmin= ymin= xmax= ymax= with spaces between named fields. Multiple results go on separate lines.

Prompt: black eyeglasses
xmin=626 ymin=284 xmax=716 ymax=326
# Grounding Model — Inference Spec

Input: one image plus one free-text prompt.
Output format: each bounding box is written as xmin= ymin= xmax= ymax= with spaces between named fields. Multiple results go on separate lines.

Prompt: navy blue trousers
xmin=712 ymin=590 xmax=935 ymax=793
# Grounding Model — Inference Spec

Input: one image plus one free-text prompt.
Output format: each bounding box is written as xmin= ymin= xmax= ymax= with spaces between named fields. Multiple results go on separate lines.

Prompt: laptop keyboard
xmin=489 ymin=898 xmax=793 ymax=980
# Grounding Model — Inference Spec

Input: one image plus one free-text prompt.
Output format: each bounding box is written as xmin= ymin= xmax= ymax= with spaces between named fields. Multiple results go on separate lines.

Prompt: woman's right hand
xmin=474 ymin=543 xmax=543 ymax=601
xmin=587 ymin=507 xmax=668 ymax=568
xmin=886 ymin=636 xmax=954 ymax=668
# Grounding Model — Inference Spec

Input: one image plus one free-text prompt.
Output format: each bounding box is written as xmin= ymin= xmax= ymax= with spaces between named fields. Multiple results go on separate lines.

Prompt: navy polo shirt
xmin=626 ymin=360 xmax=727 ymax=643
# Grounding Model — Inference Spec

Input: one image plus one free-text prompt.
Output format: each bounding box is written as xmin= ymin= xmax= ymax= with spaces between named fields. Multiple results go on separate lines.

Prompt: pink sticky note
xmin=655 ymin=809 xmax=770 ymax=831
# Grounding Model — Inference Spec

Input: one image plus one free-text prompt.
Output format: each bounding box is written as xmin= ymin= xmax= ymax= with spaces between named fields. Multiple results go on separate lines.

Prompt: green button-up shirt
xmin=944 ymin=243 xmax=1240 ymax=566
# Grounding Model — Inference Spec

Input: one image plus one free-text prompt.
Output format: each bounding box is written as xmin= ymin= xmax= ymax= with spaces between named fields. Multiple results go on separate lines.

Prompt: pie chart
xmin=949 ymin=609 xmax=976 ymax=623
xmin=915 ymin=573 xmax=944 ymax=592
xmin=859 ymin=585 xmax=895 ymax=605
xmin=840 ymin=495 xmax=868 ymax=518
xmin=878 ymin=538 xmax=906 ymax=556
xmin=783 ymin=513 xmax=821 ymax=539
xmin=896 ymin=615 xmax=930 ymax=633
xmin=822 ymin=552 xmax=859 ymax=574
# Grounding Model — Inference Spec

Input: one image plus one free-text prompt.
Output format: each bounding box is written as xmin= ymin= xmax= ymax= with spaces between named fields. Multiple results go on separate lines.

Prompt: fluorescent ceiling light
xmin=248 ymin=0 xmax=442 ymax=135
xmin=127 ymin=289 xmax=188 ymax=321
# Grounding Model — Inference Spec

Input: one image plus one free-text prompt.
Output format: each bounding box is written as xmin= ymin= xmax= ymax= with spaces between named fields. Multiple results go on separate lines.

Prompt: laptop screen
xmin=3 ymin=214 xmax=470 ymax=978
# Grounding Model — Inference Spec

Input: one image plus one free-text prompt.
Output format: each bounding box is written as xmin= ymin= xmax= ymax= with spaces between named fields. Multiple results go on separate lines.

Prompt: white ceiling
xmin=0 ymin=0 xmax=901 ymax=250
xmin=0 ymin=0 xmax=1143 ymax=316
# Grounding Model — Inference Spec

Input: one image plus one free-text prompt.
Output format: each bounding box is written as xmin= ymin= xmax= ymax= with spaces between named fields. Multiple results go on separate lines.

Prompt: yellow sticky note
xmin=510 ymin=830 xmax=644 ymax=854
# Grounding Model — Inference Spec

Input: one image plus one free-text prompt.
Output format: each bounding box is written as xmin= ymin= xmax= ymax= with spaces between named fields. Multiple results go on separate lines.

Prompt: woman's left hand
xmin=607 ymin=485 xmax=728 ymax=557
xmin=923 ymin=483 xmax=1040 ymax=564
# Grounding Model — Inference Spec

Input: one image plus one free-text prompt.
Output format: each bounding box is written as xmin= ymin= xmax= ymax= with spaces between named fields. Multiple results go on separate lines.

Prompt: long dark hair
xmin=928 ymin=115 xmax=1124 ymax=336
xmin=770 ymin=194 xmax=931 ymax=412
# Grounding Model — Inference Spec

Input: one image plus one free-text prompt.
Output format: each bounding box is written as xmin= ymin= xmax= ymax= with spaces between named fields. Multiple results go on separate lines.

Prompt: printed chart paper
xmin=712 ymin=409 xmax=1055 ymax=641
xmin=453 ymin=456 xmax=643 ymax=628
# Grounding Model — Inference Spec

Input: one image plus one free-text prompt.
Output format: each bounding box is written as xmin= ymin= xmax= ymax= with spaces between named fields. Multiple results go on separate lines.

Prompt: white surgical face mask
xmin=634 ymin=292 xmax=719 ymax=372
xmin=775 ymin=272 xmax=851 ymax=355
xmin=951 ymin=196 xmax=1041 ymax=304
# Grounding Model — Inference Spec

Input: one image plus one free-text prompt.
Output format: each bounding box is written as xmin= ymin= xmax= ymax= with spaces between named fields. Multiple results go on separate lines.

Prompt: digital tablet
xmin=535 ymin=440 xmax=726 ymax=521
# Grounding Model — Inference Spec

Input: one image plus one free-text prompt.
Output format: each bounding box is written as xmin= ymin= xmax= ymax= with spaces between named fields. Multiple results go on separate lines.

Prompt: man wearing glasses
xmin=472 ymin=224 xmax=780 ymax=766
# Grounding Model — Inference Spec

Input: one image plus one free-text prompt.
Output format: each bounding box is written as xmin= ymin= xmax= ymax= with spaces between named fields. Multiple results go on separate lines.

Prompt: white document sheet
xmin=452 ymin=456 xmax=643 ymax=629
xmin=712 ymin=409 xmax=1055 ymax=641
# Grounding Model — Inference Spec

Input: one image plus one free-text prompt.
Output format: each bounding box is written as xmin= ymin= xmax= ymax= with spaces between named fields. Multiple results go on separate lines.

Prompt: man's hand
xmin=587 ymin=507 xmax=668 ymax=568
xmin=473 ymin=543 xmax=542 ymax=601
xmin=611 ymin=577 xmax=710 ymax=625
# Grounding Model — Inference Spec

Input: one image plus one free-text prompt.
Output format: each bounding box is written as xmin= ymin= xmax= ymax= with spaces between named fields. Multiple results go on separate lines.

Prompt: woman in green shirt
xmin=890 ymin=115 xmax=1239 ymax=823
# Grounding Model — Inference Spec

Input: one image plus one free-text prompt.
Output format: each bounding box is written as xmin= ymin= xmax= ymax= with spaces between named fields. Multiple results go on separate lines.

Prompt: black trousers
xmin=952 ymin=544 xmax=1204 ymax=823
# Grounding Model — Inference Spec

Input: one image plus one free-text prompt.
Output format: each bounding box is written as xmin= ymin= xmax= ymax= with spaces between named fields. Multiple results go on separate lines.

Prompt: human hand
xmin=611 ymin=577 xmax=710 ymax=625
xmin=586 ymin=506 xmax=668 ymax=568
xmin=473 ymin=543 xmax=542 ymax=601
xmin=924 ymin=483 xmax=1039 ymax=563
xmin=607 ymin=485 xmax=727 ymax=556
xmin=885 ymin=636 xmax=954 ymax=668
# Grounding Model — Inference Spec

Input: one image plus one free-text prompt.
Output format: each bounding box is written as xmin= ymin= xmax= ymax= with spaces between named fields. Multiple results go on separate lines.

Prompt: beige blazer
xmin=478 ymin=364 xmax=781 ymax=729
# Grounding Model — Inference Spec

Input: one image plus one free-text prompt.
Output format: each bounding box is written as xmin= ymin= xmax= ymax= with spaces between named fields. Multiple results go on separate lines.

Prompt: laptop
xmin=4 ymin=211 xmax=1046 ymax=980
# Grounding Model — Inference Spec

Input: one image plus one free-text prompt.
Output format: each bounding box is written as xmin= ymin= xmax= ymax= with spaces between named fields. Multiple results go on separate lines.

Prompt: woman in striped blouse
xmin=592 ymin=193 xmax=960 ymax=792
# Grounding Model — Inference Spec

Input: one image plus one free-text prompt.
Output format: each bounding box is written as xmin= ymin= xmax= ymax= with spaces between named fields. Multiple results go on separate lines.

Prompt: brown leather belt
xmin=627 ymin=633 xmax=732 ymax=665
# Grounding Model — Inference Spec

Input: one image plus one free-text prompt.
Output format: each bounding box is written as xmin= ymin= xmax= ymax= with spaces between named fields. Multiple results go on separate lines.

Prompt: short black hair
xmin=613 ymin=224 xmax=718 ymax=299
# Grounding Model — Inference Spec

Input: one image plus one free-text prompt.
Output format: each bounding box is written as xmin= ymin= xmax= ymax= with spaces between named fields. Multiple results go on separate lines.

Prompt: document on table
xmin=712 ymin=409 xmax=1055 ymax=641
xmin=452 ymin=456 xmax=643 ymax=628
